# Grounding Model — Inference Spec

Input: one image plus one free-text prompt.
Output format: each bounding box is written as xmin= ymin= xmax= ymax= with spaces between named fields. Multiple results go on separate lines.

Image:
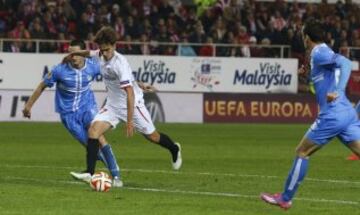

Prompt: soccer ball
xmin=89 ymin=172 xmax=112 ymax=192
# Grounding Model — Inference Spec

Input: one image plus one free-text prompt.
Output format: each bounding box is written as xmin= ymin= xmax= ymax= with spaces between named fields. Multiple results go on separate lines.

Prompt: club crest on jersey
xmin=87 ymin=75 xmax=92 ymax=81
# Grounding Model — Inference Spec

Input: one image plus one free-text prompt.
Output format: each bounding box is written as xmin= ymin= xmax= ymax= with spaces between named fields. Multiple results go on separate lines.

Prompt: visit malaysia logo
xmin=190 ymin=59 xmax=221 ymax=91
xmin=233 ymin=62 xmax=292 ymax=89
xmin=132 ymin=59 xmax=176 ymax=85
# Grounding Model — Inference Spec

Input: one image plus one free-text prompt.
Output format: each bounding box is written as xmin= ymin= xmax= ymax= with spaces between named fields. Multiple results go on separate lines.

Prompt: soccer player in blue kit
xmin=22 ymin=40 xmax=123 ymax=187
xmin=347 ymin=101 xmax=360 ymax=160
xmin=261 ymin=19 xmax=360 ymax=210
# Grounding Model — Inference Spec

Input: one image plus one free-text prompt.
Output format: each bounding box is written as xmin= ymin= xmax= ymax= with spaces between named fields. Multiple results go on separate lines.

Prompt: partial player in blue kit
xmin=22 ymin=40 xmax=123 ymax=187
xmin=347 ymin=101 xmax=360 ymax=160
xmin=261 ymin=19 xmax=360 ymax=210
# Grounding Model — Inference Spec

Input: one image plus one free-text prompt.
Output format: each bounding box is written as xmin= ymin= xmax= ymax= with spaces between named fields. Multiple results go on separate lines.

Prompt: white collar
xmin=310 ymin=43 xmax=327 ymax=57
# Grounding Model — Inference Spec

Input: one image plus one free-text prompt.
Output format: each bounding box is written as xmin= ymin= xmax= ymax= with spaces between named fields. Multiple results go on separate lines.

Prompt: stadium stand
xmin=0 ymin=0 xmax=359 ymax=59
xmin=2 ymin=0 xmax=360 ymax=95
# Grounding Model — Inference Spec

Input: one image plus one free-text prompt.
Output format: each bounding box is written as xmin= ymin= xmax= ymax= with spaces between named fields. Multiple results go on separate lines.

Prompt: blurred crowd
xmin=0 ymin=0 xmax=360 ymax=60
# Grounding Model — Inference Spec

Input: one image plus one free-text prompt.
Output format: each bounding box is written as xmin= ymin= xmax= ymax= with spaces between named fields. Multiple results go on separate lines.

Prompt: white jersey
xmin=92 ymin=50 xmax=144 ymax=109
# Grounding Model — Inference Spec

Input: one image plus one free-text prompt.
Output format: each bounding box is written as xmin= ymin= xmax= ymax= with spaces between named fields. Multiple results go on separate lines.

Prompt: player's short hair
xmin=94 ymin=27 xmax=117 ymax=45
xmin=69 ymin=39 xmax=86 ymax=50
xmin=303 ymin=19 xmax=325 ymax=43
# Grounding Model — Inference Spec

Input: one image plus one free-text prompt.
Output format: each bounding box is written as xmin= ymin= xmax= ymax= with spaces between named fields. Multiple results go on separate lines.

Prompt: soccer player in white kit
xmin=70 ymin=27 xmax=182 ymax=184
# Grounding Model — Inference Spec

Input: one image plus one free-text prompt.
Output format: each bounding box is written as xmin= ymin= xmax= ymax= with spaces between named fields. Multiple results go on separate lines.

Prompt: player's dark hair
xmin=70 ymin=39 xmax=86 ymax=50
xmin=303 ymin=19 xmax=325 ymax=43
xmin=94 ymin=27 xmax=117 ymax=45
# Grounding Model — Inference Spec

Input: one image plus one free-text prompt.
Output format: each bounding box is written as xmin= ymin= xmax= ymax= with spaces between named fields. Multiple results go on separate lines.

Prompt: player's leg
xmin=61 ymin=113 xmax=106 ymax=163
xmin=144 ymin=131 xmax=182 ymax=170
xmin=81 ymin=108 xmax=121 ymax=179
xmin=86 ymin=120 xmax=112 ymax=175
xmin=281 ymin=137 xmax=320 ymax=200
xmin=261 ymin=117 xmax=340 ymax=210
xmin=70 ymin=129 xmax=121 ymax=185
xmin=261 ymin=136 xmax=321 ymax=210
xmin=61 ymin=113 xmax=98 ymax=182
xmin=98 ymin=134 xmax=121 ymax=180
xmin=60 ymin=113 xmax=87 ymax=147
xmin=346 ymin=141 xmax=360 ymax=160
xmin=338 ymin=117 xmax=360 ymax=160
xmin=348 ymin=141 xmax=360 ymax=157
xmin=132 ymin=105 xmax=182 ymax=170
xmin=346 ymin=103 xmax=360 ymax=160
xmin=63 ymin=111 xmax=107 ymax=182
xmin=85 ymin=107 xmax=120 ymax=174
xmin=88 ymin=108 xmax=122 ymax=186
xmin=61 ymin=113 xmax=105 ymax=161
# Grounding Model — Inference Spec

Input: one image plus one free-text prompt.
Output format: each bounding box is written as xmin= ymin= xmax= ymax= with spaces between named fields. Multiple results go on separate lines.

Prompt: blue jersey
xmin=310 ymin=43 xmax=353 ymax=116
xmin=44 ymin=58 xmax=100 ymax=114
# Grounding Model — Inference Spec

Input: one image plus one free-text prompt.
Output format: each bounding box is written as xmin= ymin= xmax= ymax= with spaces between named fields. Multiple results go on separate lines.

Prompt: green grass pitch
xmin=0 ymin=122 xmax=359 ymax=215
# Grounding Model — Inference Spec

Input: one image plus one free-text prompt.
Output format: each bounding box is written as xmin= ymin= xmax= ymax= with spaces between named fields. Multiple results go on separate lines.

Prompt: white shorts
xmin=92 ymin=105 xmax=156 ymax=135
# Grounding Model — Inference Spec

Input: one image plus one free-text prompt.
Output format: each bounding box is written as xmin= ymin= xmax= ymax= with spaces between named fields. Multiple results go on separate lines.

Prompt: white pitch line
xmin=0 ymin=176 xmax=358 ymax=206
xmin=124 ymin=187 xmax=256 ymax=199
xmin=2 ymin=164 xmax=360 ymax=185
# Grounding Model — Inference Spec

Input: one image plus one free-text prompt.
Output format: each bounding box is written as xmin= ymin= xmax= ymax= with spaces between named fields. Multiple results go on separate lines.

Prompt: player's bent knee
xmin=295 ymin=143 xmax=320 ymax=158
xmin=146 ymin=131 xmax=160 ymax=143
xmin=295 ymin=146 xmax=312 ymax=157
xmin=88 ymin=125 xmax=101 ymax=139
xmin=296 ymin=151 xmax=310 ymax=158
xmin=98 ymin=135 xmax=107 ymax=146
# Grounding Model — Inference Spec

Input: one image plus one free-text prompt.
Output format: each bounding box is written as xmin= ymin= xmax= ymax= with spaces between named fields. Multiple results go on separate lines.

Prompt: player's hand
xmin=326 ymin=92 xmax=338 ymax=102
xmin=61 ymin=51 xmax=88 ymax=64
xmin=126 ymin=121 xmax=134 ymax=137
xmin=22 ymin=106 xmax=31 ymax=119
xmin=142 ymin=84 xmax=157 ymax=93
xmin=62 ymin=53 xmax=72 ymax=64
xmin=138 ymin=82 xmax=157 ymax=93
xmin=298 ymin=65 xmax=306 ymax=75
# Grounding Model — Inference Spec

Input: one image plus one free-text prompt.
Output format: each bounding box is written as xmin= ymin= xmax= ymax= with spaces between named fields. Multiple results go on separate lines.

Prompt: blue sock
xmin=101 ymin=144 xmax=120 ymax=178
xmin=98 ymin=151 xmax=108 ymax=167
xmin=282 ymin=156 xmax=309 ymax=202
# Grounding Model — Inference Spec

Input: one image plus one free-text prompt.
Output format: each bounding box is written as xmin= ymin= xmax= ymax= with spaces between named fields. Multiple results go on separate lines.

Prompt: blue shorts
xmin=60 ymin=108 xmax=98 ymax=145
xmin=306 ymin=109 xmax=360 ymax=145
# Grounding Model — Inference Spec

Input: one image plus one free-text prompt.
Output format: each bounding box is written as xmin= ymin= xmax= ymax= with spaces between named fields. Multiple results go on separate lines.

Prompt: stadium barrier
xmin=0 ymin=38 xmax=291 ymax=58
xmin=0 ymin=53 xmax=298 ymax=93
xmin=0 ymin=52 xmax=357 ymax=124
xmin=0 ymin=90 xmax=203 ymax=123
xmin=203 ymin=93 xmax=319 ymax=123
xmin=1 ymin=90 xmax=359 ymax=123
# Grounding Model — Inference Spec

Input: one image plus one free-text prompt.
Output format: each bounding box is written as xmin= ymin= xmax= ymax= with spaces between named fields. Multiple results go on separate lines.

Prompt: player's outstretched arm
xmin=62 ymin=50 xmax=91 ymax=64
xmin=23 ymin=81 xmax=47 ymax=118
xmin=124 ymin=86 xmax=135 ymax=137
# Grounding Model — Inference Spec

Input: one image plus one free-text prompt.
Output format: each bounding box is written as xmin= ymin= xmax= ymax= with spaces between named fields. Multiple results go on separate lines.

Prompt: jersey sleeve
xmin=43 ymin=65 xmax=60 ymax=88
xmin=334 ymin=54 xmax=352 ymax=93
xmin=312 ymin=47 xmax=337 ymax=66
xmin=116 ymin=57 xmax=133 ymax=88
xmin=88 ymin=57 xmax=101 ymax=77
xmin=90 ymin=50 xmax=101 ymax=61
